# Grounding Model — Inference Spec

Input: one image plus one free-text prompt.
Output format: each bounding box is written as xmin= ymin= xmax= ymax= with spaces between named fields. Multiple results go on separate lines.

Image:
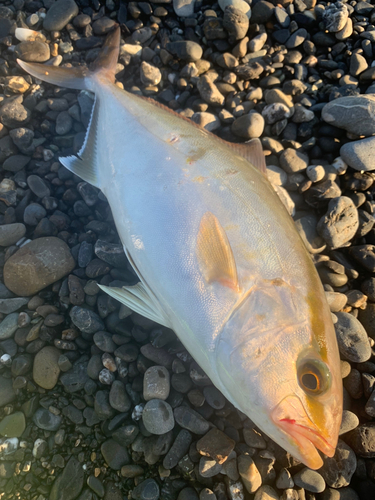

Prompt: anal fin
xmin=59 ymin=95 xmax=100 ymax=188
xmin=98 ymin=282 xmax=171 ymax=328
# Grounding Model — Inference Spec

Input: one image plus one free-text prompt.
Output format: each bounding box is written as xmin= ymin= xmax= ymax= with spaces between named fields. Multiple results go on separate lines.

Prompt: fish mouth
xmin=271 ymin=395 xmax=336 ymax=470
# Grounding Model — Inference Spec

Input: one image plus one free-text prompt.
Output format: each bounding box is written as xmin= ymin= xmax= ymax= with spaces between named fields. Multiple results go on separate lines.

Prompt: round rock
xmin=43 ymin=0 xmax=79 ymax=31
xmin=231 ymin=112 xmax=264 ymax=139
xmin=340 ymin=136 xmax=375 ymax=171
xmin=33 ymin=346 xmax=61 ymax=390
xmin=0 ymin=223 xmax=26 ymax=247
xmin=4 ymin=237 xmax=75 ymax=296
xmin=293 ymin=468 xmax=326 ymax=493
xmin=143 ymin=365 xmax=170 ymax=401
xmin=322 ymin=95 xmax=375 ymax=137
xmin=142 ymin=399 xmax=174 ymax=435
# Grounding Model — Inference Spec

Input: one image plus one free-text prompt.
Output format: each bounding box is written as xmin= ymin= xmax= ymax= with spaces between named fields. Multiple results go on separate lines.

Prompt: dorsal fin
xmin=227 ymin=138 xmax=267 ymax=176
xmin=197 ymin=212 xmax=240 ymax=292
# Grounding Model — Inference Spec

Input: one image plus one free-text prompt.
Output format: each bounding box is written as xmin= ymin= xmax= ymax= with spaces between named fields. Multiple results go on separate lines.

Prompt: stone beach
xmin=1 ymin=0 xmax=375 ymax=499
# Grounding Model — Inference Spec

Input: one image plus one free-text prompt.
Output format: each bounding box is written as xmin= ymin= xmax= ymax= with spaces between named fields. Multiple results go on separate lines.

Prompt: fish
xmin=18 ymin=27 xmax=343 ymax=470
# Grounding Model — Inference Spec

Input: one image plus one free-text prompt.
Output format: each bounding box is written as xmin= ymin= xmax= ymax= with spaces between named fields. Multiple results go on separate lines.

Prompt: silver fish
xmin=18 ymin=28 xmax=342 ymax=469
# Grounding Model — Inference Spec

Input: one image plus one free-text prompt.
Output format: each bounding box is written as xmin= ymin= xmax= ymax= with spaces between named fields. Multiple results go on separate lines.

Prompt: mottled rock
xmin=317 ymin=197 xmax=359 ymax=249
xmin=142 ymin=399 xmax=174 ymax=435
xmin=4 ymin=237 xmax=75 ymax=296
xmin=335 ymin=312 xmax=371 ymax=362
xmin=340 ymin=137 xmax=375 ymax=171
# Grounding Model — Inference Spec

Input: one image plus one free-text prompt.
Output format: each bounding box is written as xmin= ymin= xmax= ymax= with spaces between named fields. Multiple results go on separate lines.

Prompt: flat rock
xmin=0 ymin=313 xmax=19 ymax=340
xmin=4 ymin=237 xmax=75 ymax=296
xmin=33 ymin=408 xmax=61 ymax=431
xmin=322 ymin=95 xmax=375 ymax=137
xmin=33 ymin=346 xmax=61 ymax=390
xmin=293 ymin=468 xmax=325 ymax=493
xmin=14 ymin=41 xmax=50 ymax=62
xmin=196 ymin=428 xmax=235 ymax=464
xmin=340 ymin=136 xmax=375 ymax=171
xmin=0 ymin=224 xmax=26 ymax=247
xmin=142 ymin=399 xmax=175 ymax=435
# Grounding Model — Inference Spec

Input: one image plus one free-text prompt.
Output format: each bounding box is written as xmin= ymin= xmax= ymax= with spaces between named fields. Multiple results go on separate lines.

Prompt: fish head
xmin=215 ymin=277 xmax=342 ymax=469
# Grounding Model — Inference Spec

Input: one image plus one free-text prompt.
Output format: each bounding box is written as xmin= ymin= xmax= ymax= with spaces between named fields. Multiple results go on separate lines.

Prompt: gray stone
xmin=231 ymin=112 xmax=264 ymax=139
xmin=60 ymin=360 xmax=89 ymax=393
xmin=0 ymin=223 xmax=26 ymax=247
xmin=340 ymin=136 xmax=375 ymax=171
xmin=279 ymin=148 xmax=309 ymax=174
xmin=335 ymin=312 xmax=371 ymax=363
xmin=33 ymin=346 xmax=61 ymax=390
xmin=166 ymin=41 xmax=202 ymax=62
xmin=70 ymin=307 xmax=104 ymax=335
xmin=131 ymin=478 xmax=160 ymax=500
xmin=0 ymin=298 xmax=28 ymax=314
xmin=50 ymin=457 xmax=84 ymax=500
xmin=109 ymin=380 xmax=131 ymax=412
xmin=173 ymin=0 xmax=196 ymax=17
xmin=317 ymin=197 xmax=359 ymax=249
xmin=2 ymin=155 xmax=31 ymax=172
xmin=323 ymin=2 xmax=349 ymax=32
xmin=4 ymin=237 xmax=75 ymax=296
xmin=143 ymin=366 xmax=170 ymax=401
xmin=43 ymin=0 xmax=79 ymax=31
xmin=0 ymin=97 xmax=30 ymax=129
xmin=197 ymin=76 xmax=225 ymax=107
xmin=142 ymin=399 xmax=175 ymax=435
xmin=319 ymin=440 xmax=356 ymax=488
xmin=322 ymin=95 xmax=375 ymax=137
xmin=101 ymin=439 xmax=130 ymax=470
xmin=0 ymin=375 xmax=16 ymax=406
xmin=293 ymin=468 xmax=325 ymax=493
xmin=174 ymin=406 xmax=210 ymax=434
xmin=33 ymin=408 xmax=62 ymax=431
xmin=0 ymin=313 xmax=19 ymax=340
xmin=15 ymin=41 xmax=50 ymax=62
xmin=222 ymin=5 xmax=250 ymax=43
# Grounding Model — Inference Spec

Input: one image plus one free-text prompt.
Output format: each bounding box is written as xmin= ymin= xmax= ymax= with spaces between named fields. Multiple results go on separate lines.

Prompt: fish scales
xmin=18 ymin=28 xmax=343 ymax=470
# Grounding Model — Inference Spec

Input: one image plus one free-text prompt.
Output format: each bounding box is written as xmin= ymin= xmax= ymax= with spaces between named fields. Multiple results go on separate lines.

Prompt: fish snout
xmin=271 ymin=395 xmax=338 ymax=470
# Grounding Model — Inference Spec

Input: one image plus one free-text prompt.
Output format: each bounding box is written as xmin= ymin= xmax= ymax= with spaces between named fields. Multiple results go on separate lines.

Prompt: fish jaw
xmin=271 ymin=394 xmax=338 ymax=470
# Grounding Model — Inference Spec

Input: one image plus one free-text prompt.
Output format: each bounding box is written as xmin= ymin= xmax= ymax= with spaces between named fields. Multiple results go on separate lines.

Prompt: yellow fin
xmin=197 ymin=212 xmax=239 ymax=291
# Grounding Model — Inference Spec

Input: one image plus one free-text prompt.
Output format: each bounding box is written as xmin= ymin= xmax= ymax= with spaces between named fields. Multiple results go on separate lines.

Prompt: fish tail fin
xmin=17 ymin=26 xmax=121 ymax=91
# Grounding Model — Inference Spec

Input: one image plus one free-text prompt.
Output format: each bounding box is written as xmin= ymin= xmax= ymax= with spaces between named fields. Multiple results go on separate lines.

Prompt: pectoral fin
xmin=197 ymin=212 xmax=239 ymax=291
xmin=98 ymin=282 xmax=171 ymax=328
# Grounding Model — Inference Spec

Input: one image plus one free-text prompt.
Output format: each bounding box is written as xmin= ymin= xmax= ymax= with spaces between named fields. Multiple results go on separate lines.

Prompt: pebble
xmin=0 ymin=376 xmax=15 ymax=406
xmin=15 ymin=41 xmax=50 ymax=62
xmin=109 ymin=380 xmax=131 ymax=412
xmin=70 ymin=306 xmax=104 ymax=336
xmin=345 ymin=423 xmax=375 ymax=457
xmin=197 ymin=76 xmax=225 ymax=107
xmin=293 ymin=468 xmax=326 ymax=493
xmin=0 ymin=313 xmax=19 ymax=340
xmin=251 ymin=1 xmax=274 ymax=24
xmin=33 ymin=408 xmax=62 ymax=431
xmin=319 ymin=440 xmax=357 ymax=488
xmin=87 ymin=476 xmax=105 ymax=497
xmin=0 ymin=97 xmax=30 ymax=129
xmin=334 ymin=312 xmax=371 ymax=363
xmin=4 ymin=237 xmax=75 ymax=296
xmin=196 ymin=428 xmax=235 ymax=464
xmin=49 ymin=457 xmax=84 ymax=500
xmin=254 ymin=485 xmax=279 ymax=500
xmin=173 ymin=0 xmax=196 ymax=17
xmin=0 ymin=223 xmax=26 ymax=247
xmin=143 ymin=366 xmax=170 ymax=401
xmin=131 ymin=478 xmax=160 ymax=500
xmin=166 ymin=41 xmax=203 ymax=62
xmin=317 ymin=197 xmax=359 ymax=249
xmin=33 ymin=346 xmax=60 ymax=390
xmin=27 ymin=175 xmax=50 ymax=198
xmin=222 ymin=5 xmax=250 ymax=43
xmin=238 ymin=455 xmax=262 ymax=493
xmin=43 ymin=0 xmax=79 ymax=31
xmin=163 ymin=429 xmax=192 ymax=469
xmin=350 ymin=245 xmax=375 ymax=272
xmin=340 ymin=136 xmax=375 ymax=171
xmin=101 ymin=439 xmax=130 ymax=470
xmin=262 ymin=103 xmax=291 ymax=124
xmin=142 ymin=399 xmax=175 ymax=435
xmin=323 ymin=2 xmax=349 ymax=32
xmin=279 ymin=148 xmax=309 ymax=174
xmin=199 ymin=457 xmax=222 ymax=478
xmin=2 ymin=154 xmax=30 ymax=173
xmin=174 ymin=406 xmax=210 ymax=434
xmin=322 ymin=95 xmax=375 ymax=137
xmin=140 ymin=62 xmax=162 ymax=86
xmin=0 ymin=412 xmax=25 ymax=438
xmin=231 ymin=112 xmax=264 ymax=139
xmin=0 ymin=298 xmax=28 ymax=314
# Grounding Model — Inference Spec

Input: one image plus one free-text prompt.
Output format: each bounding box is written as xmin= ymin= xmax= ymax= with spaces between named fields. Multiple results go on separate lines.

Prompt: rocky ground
xmin=1 ymin=0 xmax=375 ymax=499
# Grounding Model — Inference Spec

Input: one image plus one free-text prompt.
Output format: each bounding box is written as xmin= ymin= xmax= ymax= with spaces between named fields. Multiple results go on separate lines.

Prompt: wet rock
xmin=4 ymin=237 xmax=75 ymax=296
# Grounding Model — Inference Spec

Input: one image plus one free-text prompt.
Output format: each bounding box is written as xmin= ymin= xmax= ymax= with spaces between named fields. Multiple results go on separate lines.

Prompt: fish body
xmin=18 ymin=28 xmax=342 ymax=469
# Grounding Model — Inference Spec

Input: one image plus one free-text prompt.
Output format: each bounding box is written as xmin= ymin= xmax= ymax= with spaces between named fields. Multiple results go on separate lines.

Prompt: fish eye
xmin=297 ymin=359 xmax=331 ymax=396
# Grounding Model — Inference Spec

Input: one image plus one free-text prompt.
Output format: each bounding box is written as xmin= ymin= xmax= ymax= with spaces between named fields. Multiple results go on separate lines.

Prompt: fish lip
xmin=271 ymin=395 xmax=337 ymax=470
